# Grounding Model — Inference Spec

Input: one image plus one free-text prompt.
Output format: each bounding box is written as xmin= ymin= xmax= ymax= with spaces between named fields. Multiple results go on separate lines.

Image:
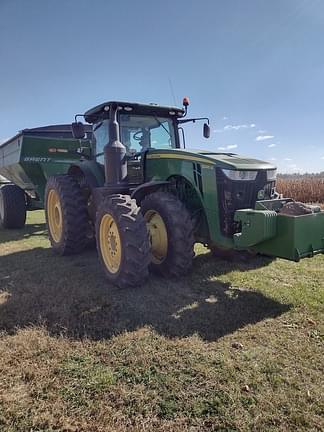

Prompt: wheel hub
xmin=144 ymin=210 xmax=168 ymax=264
xmin=99 ymin=214 xmax=122 ymax=274
xmin=47 ymin=189 xmax=63 ymax=243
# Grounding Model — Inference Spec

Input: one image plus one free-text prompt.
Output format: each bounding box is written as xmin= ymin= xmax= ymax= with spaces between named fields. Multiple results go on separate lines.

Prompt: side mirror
xmin=72 ymin=122 xmax=85 ymax=139
xmin=203 ymin=123 xmax=210 ymax=139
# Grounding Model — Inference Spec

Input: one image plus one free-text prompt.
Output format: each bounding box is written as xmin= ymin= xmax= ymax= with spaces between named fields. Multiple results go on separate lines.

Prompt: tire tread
xmin=0 ymin=184 xmax=26 ymax=229
xmin=45 ymin=175 xmax=88 ymax=255
xmin=96 ymin=194 xmax=150 ymax=288
xmin=141 ymin=191 xmax=195 ymax=277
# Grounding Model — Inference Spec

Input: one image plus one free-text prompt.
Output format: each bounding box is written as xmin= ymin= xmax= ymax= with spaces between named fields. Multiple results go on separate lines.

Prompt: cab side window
xmin=93 ymin=119 xmax=109 ymax=164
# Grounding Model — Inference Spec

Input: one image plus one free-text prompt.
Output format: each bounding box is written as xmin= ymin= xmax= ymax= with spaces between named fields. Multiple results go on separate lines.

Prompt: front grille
xmin=216 ymin=168 xmax=275 ymax=236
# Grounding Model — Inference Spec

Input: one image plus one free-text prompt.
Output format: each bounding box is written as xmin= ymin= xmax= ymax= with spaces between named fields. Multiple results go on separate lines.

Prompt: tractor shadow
xmin=0 ymin=247 xmax=290 ymax=342
xmin=0 ymin=222 xmax=47 ymax=244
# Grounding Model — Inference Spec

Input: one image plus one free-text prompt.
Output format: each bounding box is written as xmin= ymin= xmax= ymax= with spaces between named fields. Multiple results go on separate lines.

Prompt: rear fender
xmin=68 ymin=160 xmax=104 ymax=189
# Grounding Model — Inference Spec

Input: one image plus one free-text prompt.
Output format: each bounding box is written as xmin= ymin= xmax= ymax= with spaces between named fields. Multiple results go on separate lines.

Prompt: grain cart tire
xmin=141 ymin=191 xmax=195 ymax=277
xmin=96 ymin=194 xmax=150 ymax=288
xmin=45 ymin=175 xmax=88 ymax=255
xmin=0 ymin=184 xmax=26 ymax=229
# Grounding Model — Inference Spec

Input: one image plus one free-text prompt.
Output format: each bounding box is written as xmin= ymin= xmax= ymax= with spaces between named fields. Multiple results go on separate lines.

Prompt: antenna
xmin=168 ymin=77 xmax=177 ymax=106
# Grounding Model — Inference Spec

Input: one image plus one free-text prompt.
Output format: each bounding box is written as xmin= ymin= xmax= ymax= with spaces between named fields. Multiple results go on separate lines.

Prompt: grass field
xmin=0 ymin=211 xmax=323 ymax=431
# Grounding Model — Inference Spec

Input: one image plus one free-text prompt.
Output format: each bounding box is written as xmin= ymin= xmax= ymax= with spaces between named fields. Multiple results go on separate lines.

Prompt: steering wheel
xmin=133 ymin=130 xmax=143 ymax=141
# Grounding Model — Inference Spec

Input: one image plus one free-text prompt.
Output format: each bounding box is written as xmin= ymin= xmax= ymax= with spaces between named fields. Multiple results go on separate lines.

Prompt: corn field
xmin=276 ymin=175 xmax=324 ymax=204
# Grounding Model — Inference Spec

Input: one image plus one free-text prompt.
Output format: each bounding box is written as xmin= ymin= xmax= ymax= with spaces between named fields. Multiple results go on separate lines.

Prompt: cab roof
xmin=84 ymin=101 xmax=185 ymax=124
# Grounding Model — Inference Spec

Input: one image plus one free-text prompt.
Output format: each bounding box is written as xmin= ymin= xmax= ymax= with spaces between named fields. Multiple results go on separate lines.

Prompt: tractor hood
xmin=146 ymin=148 xmax=276 ymax=171
xmin=196 ymin=149 xmax=276 ymax=170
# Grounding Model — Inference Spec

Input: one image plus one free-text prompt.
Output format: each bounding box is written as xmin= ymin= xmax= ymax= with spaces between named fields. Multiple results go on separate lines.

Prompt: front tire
xmin=0 ymin=184 xmax=26 ymax=229
xmin=96 ymin=194 xmax=150 ymax=288
xmin=141 ymin=191 xmax=195 ymax=277
xmin=45 ymin=175 xmax=88 ymax=255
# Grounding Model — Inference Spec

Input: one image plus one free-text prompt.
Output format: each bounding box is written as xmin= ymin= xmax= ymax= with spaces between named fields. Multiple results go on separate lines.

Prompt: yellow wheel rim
xmin=99 ymin=214 xmax=122 ymax=274
xmin=47 ymin=189 xmax=63 ymax=243
xmin=144 ymin=210 xmax=168 ymax=264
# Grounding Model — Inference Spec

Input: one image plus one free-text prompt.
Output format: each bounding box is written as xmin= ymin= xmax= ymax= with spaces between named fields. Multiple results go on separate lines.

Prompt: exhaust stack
xmin=104 ymin=103 xmax=127 ymax=187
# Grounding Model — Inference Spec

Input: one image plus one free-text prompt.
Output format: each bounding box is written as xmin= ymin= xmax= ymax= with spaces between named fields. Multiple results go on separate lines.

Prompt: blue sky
xmin=0 ymin=0 xmax=323 ymax=173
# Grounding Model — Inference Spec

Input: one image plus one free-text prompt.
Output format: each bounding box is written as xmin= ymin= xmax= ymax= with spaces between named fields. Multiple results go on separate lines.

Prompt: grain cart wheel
xmin=141 ymin=191 xmax=195 ymax=277
xmin=0 ymin=184 xmax=26 ymax=229
xmin=96 ymin=194 xmax=150 ymax=288
xmin=45 ymin=175 xmax=88 ymax=255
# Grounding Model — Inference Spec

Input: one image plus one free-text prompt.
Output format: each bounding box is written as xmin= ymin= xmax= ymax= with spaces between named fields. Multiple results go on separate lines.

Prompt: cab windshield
xmin=93 ymin=115 xmax=177 ymax=163
xmin=120 ymin=114 xmax=177 ymax=153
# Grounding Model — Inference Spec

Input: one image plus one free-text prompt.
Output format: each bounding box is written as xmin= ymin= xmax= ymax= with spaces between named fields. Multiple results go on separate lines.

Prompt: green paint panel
xmin=145 ymin=151 xmax=234 ymax=248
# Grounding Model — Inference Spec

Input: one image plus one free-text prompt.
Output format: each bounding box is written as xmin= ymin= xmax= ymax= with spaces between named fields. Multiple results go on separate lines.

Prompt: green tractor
xmin=1 ymin=100 xmax=322 ymax=286
xmin=42 ymin=98 xmax=324 ymax=287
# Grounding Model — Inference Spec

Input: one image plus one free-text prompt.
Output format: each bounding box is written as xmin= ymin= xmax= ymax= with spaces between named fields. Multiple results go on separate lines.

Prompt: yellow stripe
xmin=146 ymin=153 xmax=214 ymax=165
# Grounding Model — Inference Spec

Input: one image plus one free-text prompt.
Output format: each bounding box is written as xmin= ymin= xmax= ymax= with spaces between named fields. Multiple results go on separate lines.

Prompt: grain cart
xmin=42 ymin=99 xmax=324 ymax=287
xmin=0 ymin=124 xmax=92 ymax=228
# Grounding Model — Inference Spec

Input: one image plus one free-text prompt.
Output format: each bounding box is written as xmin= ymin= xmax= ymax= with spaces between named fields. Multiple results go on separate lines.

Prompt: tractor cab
xmin=82 ymin=101 xmax=183 ymax=162
xmin=73 ymin=99 xmax=210 ymax=164
xmin=71 ymin=99 xmax=210 ymax=185
xmin=92 ymin=109 xmax=179 ymax=164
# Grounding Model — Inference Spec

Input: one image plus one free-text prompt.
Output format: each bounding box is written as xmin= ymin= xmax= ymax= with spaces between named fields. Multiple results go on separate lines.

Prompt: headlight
xmin=267 ymin=169 xmax=277 ymax=181
xmin=221 ymin=169 xmax=258 ymax=181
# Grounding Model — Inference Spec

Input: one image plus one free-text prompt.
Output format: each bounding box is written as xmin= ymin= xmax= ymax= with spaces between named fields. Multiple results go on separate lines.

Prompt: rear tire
xmin=96 ymin=194 xmax=150 ymax=288
xmin=0 ymin=184 xmax=26 ymax=229
xmin=45 ymin=175 xmax=88 ymax=255
xmin=141 ymin=191 xmax=195 ymax=277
